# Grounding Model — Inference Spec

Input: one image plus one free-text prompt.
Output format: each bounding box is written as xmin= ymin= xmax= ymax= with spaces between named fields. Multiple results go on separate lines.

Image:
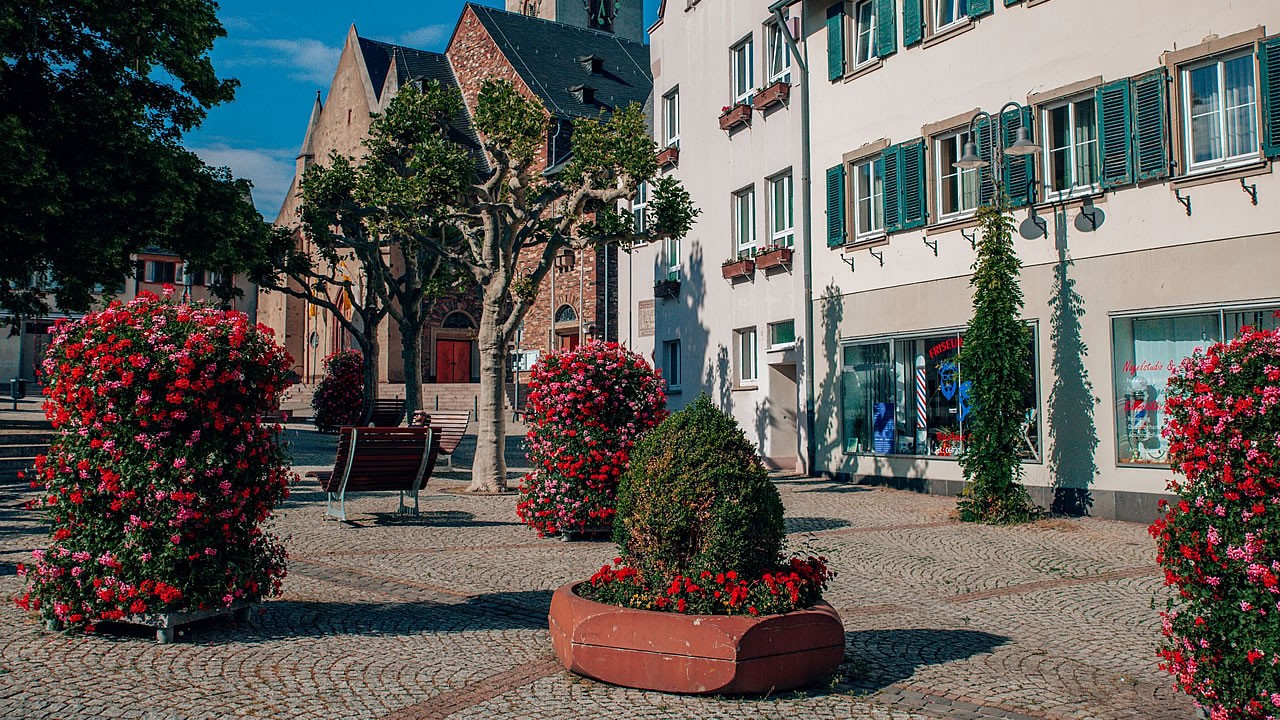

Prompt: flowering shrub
xmin=16 ymin=290 xmax=295 ymax=632
xmin=516 ymin=340 xmax=666 ymax=535
xmin=312 ymin=350 xmax=364 ymax=430
xmin=581 ymin=394 xmax=834 ymax=616
xmin=1150 ymin=324 xmax=1280 ymax=717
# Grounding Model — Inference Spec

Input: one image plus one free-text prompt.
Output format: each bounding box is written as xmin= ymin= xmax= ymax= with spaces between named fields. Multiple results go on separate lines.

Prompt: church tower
xmin=506 ymin=0 xmax=645 ymax=43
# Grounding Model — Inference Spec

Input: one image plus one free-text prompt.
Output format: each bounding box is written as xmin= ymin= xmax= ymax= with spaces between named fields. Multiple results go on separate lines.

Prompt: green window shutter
xmin=1096 ymin=79 xmax=1134 ymax=188
xmin=826 ymin=164 xmax=847 ymax=247
xmin=883 ymin=144 xmax=903 ymax=232
xmin=875 ymin=0 xmax=898 ymax=58
xmin=1131 ymin=69 xmax=1170 ymax=181
xmin=975 ymin=117 xmax=996 ymax=206
xmin=1001 ymin=106 xmax=1035 ymax=207
xmin=903 ymin=0 xmax=923 ymax=47
xmin=968 ymin=0 xmax=994 ymax=18
xmin=899 ymin=139 xmax=928 ymax=229
xmin=827 ymin=4 xmax=847 ymax=81
xmin=1003 ymin=0 xmax=1022 ymax=5
xmin=1260 ymin=37 xmax=1280 ymax=159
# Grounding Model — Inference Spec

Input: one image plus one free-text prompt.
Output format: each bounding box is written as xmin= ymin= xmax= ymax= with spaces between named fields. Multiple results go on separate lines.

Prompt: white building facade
xmin=632 ymin=0 xmax=1280 ymax=522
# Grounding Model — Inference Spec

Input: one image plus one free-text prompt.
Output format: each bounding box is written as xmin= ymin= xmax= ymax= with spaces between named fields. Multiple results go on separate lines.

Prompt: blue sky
xmin=185 ymin=0 xmax=661 ymax=217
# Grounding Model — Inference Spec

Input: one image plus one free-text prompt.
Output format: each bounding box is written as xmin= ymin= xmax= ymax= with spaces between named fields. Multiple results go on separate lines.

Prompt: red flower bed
xmin=16 ymin=290 xmax=295 ymax=632
xmin=1150 ymin=322 xmax=1280 ymax=717
xmin=516 ymin=341 xmax=666 ymax=536
xmin=312 ymin=350 xmax=364 ymax=430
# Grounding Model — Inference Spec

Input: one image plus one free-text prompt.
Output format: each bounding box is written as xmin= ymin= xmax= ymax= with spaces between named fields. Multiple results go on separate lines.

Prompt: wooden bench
xmin=410 ymin=410 xmax=471 ymax=470
xmin=305 ymin=426 xmax=436 ymax=522
xmin=369 ymin=398 xmax=405 ymax=427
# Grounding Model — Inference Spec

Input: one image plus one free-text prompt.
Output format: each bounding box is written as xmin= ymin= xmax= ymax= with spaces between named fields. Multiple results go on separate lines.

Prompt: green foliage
xmin=563 ymin=103 xmax=656 ymax=190
xmin=647 ymin=176 xmax=701 ymax=241
xmin=613 ymin=395 xmax=785 ymax=584
xmin=473 ymin=80 xmax=548 ymax=169
xmin=957 ymin=199 xmax=1038 ymax=524
xmin=312 ymin=350 xmax=365 ymax=430
xmin=0 ymin=0 xmax=267 ymax=323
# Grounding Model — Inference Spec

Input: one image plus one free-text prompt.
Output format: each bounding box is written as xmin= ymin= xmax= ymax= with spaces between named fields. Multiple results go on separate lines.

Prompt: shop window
xmin=842 ymin=327 xmax=1039 ymax=458
xmin=1111 ymin=306 xmax=1280 ymax=466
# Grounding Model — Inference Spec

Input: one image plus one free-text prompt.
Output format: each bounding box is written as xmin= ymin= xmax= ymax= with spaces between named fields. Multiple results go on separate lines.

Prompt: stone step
xmin=0 ymin=456 xmax=37 ymax=484
xmin=0 ymin=432 xmax=53 ymax=446
xmin=0 ymin=444 xmax=46 ymax=459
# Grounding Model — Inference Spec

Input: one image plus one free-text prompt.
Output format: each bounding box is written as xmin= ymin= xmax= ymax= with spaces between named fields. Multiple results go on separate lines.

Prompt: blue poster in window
xmin=873 ymin=402 xmax=895 ymax=454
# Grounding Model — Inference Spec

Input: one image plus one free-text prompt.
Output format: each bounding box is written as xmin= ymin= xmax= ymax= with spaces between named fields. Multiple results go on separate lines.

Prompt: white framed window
xmin=769 ymin=173 xmax=794 ymax=247
xmin=736 ymin=327 xmax=758 ymax=385
xmin=853 ymin=0 xmax=877 ymax=68
xmin=933 ymin=0 xmax=969 ymax=33
xmin=631 ymin=181 xmax=648 ymax=236
xmin=1181 ymin=49 xmax=1259 ymax=173
xmin=663 ymin=87 xmax=680 ymax=148
xmin=145 ymin=261 xmax=178 ymax=284
xmin=663 ymin=339 xmax=681 ymax=390
xmin=665 ymin=235 xmax=681 ymax=280
xmin=733 ymin=186 xmax=756 ymax=257
xmin=766 ymin=20 xmax=791 ymax=84
xmin=731 ymin=36 xmax=754 ymax=104
xmin=936 ymin=130 xmax=981 ymax=220
xmin=1043 ymin=95 xmax=1099 ymax=196
xmin=852 ymin=156 xmax=885 ymax=241
xmin=768 ymin=319 xmax=796 ymax=350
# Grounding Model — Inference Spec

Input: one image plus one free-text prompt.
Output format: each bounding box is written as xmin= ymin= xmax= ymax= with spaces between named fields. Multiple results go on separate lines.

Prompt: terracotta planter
xmin=754 ymin=247 xmax=793 ymax=271
xmin=549 ymin=582 xmax=845 ymax=694
xmin=721 ymin=258 xmax=755 ymax=281
xmin=656 ymin=146 xmax=680 ymax=167
xmin=754 ymin=81 xmax=790 ymax=111
xmin=718 ymin=104 xmax=752 ymax=131
xmin=653 ymin=279 xmax=680 ymax=299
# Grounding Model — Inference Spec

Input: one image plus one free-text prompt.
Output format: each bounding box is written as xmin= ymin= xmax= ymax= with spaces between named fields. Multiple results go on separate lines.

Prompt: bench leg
xmin=398 ymin=489 xmax=420 ymax=516
xmin=326 ymin=491 xmax=347 ymax=522
xmin=441 ymin=453 xmax=452 ymax=471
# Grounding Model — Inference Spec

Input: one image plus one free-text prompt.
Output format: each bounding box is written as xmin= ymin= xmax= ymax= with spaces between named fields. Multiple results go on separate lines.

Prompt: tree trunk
xmin=359 ymin=326 xmax=380 ymax=426
xmin=468 ymin=293 xmax=509 ymax=492
xmin=401 ymin=315 xmax=424 ymax=417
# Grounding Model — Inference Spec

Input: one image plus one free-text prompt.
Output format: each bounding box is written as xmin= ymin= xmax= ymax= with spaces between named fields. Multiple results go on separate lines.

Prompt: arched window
xmin=442 ymin=311 xmax=476 ymax=329
xmin=554 ymin=305 xmax=578 ymax=324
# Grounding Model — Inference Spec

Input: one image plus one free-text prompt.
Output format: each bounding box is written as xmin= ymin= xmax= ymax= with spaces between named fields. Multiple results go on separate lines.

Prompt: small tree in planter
xmin=16 ymin=291 xmax=294 ymax=636
xmin=516 ymin=340 xmax=666 ymax=537
xmin=1150 ymin=324 xmax=1280 ymax=718
xmin=549 ymin=395 xmax=843 ymax=694
xmin=312 ymin=349 xmax=365 ymax=431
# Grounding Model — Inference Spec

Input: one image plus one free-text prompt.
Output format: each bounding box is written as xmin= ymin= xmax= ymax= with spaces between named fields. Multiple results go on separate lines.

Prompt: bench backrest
xmin=369 ymin=398 xmax=405 ymax=427
xmin=410 ymin=411 xmax=471 ymax=455
xmin=319 ymin=426 xmax=435 ymax=494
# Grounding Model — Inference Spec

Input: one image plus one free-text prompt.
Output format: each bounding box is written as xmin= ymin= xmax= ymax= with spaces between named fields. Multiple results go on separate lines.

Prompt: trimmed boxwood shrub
xmin=582 ymin=395 xmax=832 ymax=616
xmin=312 ymin=349 xmax=364 ymax=430
xmin=1150 ymin=324 xmax=1280 ymax=718
xmin=16 ymin=292 xmax=294 ymax=632
xmin=516 ymin=340 xmax=666 ymax=536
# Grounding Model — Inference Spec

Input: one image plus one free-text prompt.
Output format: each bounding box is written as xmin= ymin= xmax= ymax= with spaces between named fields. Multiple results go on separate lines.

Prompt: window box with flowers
xmin=753 ymin=245 xmax=792 ymax=271
xmin=753 ymin=81 xmax=790 ymax=111
xmin=718 ymin=103 xmax=752 ymax=131
xmin=656 ymin=145 xmax=680 ymax=167
xmin=721 ymin=257 xmax=755 ymax=281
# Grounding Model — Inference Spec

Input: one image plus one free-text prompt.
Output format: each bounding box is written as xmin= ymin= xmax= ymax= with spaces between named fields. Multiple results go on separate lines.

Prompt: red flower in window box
xmin=718 ymin=103 xmax=751 ymax=131
xmin=753 ymin=81 xmax=790 ymax=111
xmin=754 ymin=245 xmax=793 ymax=271
xmin=720 ymin=257 xmax=755 ymax=281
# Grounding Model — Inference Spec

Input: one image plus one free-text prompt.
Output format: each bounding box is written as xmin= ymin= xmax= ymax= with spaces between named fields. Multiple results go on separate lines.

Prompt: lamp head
xmin=1005 ymin=126 xmax=1041 ymax=156
xmin=954 ymin=141 xmax=987 ymax=169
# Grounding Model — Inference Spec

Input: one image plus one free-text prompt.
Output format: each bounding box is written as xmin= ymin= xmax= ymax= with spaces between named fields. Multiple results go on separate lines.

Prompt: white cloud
xmin=398 ymin=24 xmax=451 ymax=49
xmin=221 ymin=16 xmax=257 ymax=32
xmin=229 ymin=38 xmax=341 ymax=85
xmin=190 ymin=143 xmax=297 ymax=218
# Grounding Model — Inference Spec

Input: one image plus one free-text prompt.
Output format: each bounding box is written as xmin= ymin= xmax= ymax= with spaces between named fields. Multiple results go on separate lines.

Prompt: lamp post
xmin=953 ymin=101 xmax=1041 ymax=202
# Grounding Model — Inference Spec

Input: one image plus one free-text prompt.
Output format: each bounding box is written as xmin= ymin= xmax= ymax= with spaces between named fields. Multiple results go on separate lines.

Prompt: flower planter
xmin=754 ymin=247 xmax=793 ymax=271
xmin=753 ymin=82 xmax=790 ymax=111
xmin=653 ymin=279 xmax=681 ymax=299
xmin=718 ymin=104 xmax=752 ymax=132
xmin=549 ymin=582 xmax=845 ymax=694
xmin=47 ymin=601 xmax=255 ymax=644
xmin=656 ymin=146 xmax=679 ymax=167
xmin=721 ymin=258 xmax=755 ymax=281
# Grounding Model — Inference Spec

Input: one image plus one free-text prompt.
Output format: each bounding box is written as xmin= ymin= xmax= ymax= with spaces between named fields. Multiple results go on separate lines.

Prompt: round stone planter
xmin=548 ymin=581 xmax=845 ymax=695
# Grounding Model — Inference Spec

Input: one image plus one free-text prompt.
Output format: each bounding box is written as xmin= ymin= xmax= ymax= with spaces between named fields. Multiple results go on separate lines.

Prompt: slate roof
xmin=466 ymin=3 xmax=652 ymax=120
xmin=357 ymin=35 xmax=487 ymax=171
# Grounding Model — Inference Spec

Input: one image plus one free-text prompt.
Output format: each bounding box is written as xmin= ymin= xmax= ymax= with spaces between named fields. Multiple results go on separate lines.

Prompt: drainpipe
xmin=770 ymin=0 xmax=815 ymax=476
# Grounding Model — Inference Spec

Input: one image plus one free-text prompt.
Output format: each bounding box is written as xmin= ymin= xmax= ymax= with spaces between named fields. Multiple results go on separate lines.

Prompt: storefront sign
xmin=638 ymin=300 xmax=655 ymax=337
xmin=873 ymin=402 xmax=895 ymax=454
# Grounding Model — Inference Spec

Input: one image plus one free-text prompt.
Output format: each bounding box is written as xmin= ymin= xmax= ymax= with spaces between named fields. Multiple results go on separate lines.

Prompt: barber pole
xmin=915 ymin=356 xmax=928 ymax=445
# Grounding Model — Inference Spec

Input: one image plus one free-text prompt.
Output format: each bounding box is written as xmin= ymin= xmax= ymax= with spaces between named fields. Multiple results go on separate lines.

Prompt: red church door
xmin=436 ymin=340 xmax=471 ymax=383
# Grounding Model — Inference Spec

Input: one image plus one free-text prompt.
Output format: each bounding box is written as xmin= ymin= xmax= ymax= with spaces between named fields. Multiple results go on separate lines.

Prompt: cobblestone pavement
xmin=0 ymin=427 xmax=1192 ymax=720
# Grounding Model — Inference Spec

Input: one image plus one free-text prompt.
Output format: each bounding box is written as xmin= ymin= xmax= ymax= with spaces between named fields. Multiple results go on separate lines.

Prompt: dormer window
xmin=569 ymin=84 xmax=596 ymax=105
xmin=578 ymin=55 xmax=605 ymax=74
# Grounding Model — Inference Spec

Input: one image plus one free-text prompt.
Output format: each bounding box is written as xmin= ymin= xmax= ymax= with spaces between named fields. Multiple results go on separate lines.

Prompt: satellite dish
xmin=1018 ymin=215 xmax=1048 ymax=240
xmin=1074 ymin=207 xmax=1104 ymax=232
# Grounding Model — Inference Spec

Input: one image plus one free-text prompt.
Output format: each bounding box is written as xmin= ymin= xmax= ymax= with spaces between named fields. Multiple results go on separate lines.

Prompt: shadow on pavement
xmin=785 ymin=517 xmax=853 ymax=533
xmin=837 ymin=628 xmax=1009 ymax=693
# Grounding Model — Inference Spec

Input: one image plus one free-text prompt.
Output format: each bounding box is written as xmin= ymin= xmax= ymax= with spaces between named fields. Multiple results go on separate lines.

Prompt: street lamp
xmin=954 ymin=101 xmax=1041 ymax=193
